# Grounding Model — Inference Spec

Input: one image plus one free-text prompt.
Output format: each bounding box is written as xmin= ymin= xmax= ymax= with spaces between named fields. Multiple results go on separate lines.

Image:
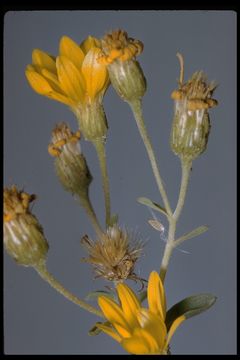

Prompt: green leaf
xmin=88 ymin=321 xmax=110 ymax=336
xmin=174 ymin=225 xmax=209 ymax=247
xmin=137 ymin=197 xmax=168 ymax=217
xmin=166 ymin=293 xmax=217 ymax=331
xmin=85 ymin=290 xmax=116 ymax=301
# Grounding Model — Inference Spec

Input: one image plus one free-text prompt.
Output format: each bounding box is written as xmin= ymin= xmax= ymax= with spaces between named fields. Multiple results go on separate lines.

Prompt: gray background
xmin=4 ymin=11 xmax=236 ymax=355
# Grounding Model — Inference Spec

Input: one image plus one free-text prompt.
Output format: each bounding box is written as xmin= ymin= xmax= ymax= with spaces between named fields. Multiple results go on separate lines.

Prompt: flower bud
xmin=98 ymin=29 xmax=146 ymax=102
xmin=170 ymin=63 xmax=218 ymax=162
xmin=3 ymin=186 xmax=49 ymax=266
xmin=48 ymin=123 xmax=92 ymax=196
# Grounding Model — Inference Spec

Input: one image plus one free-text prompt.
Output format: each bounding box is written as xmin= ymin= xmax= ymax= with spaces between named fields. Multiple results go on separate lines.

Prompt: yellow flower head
xmin=25 ymin=35 xmax=109 ymax=108
xmin=98 ymin=29 xmax=143 ymax=65
xmin=171 ymin=54 xmax=218 ymax=111
xmin=3 ymin=186 xmax=49 ymax=266
xmin=48 ymin=122 xmax=92 ymax=195
xmin=170 ymin=53 xmax=218 ymax=162
xmin=96 ymin=271 xmax=185 ymax=354
xmin=98 ymin=29 xmax=146 ymax=102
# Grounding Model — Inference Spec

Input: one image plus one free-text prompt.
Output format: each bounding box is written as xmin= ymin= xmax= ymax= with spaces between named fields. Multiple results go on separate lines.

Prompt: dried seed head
xmin=3 ymin=186 xmax=49 ymax=266
xmin=81 ymin=225 xmax=144 ymax=285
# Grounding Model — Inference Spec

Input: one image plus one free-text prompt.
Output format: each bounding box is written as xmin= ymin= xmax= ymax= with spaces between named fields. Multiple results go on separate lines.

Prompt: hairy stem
xmin=78 ymin=189 xmax=104 ymax=238
xmin=93 ymin=139 xmax=111 ymax=228
xmin=129 ymin=99 xmax=172 ymax=216
xmin=160 ymin=158 xmax=192 ymax=283
xmin=35 ymin=260 xmax=103 ymax=318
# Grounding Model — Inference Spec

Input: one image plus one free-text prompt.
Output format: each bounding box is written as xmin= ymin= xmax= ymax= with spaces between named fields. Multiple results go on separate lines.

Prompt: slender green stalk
xmin=35 ymin=260 xmax=103 ymax=318
xmin=93 ymin=139 xmax=111 ymax=227
xmin=159 ymin=158 xmax=192 ymax=283
xmin=78 ymin=190 xmax=104 ymax=238
xmin=129 ymin=99 xmax=172 ymax=216
xmin=173 ymin=159 xmax=192 ymax=221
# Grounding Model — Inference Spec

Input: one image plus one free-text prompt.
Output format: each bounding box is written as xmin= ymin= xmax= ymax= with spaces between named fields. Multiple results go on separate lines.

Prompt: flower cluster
xmin=3 ymin=29 xmax=218 ymax=355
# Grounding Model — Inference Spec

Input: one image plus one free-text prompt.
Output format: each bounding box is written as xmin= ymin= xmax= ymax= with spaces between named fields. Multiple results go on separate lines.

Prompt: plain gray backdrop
xmin=4 ymin=10 xmax=236 ymax=355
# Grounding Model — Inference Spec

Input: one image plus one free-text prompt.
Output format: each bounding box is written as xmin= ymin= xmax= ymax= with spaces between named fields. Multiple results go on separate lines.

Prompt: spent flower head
xmin=96 ymin=271 xmax=185 ymax=354
xmin=48 ymin=122 xmax=92 ymax=196
xmin=99 ymin=29 xmax=146 ymax=102
xmin=3 ymin=186 xmax=49 ymax=266
xmin=81 ymin=225 xmax=144 ymax=285
xmin=25 ymin=35 xmax=109 ymax=141
xmin=170 ymin=53 xmax=218 ymax=162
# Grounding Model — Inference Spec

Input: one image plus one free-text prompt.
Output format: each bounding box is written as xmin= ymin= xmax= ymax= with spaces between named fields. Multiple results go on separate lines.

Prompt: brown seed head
xmin=81 ymin=225 xmax=144 ymax=285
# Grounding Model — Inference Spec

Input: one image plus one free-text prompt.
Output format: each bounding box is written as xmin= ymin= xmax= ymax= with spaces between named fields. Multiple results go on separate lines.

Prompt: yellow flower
xmin=96 ymin=271 xmax=185 ymax=354
xmin=25 ymin=35 xmax=108 ymax=106
xmin=3 ymin=186 xmax=49 ymax=266
xmin=25 ymin=35 xmax=109 ymax=140
xmin=170 ymin=54 xmax=218 ymax=162
xmin=99 ymin=29 xmax=146 ymax=102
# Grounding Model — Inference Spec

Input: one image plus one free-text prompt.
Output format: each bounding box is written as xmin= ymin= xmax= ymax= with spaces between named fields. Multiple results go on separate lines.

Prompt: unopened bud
xmin=48 ymin=123 xmax=92 ymax=195
xmin=99 ymin=29 xmax=146 ymax=102
xmin=3 ymin=186 xmax=49 ymax=266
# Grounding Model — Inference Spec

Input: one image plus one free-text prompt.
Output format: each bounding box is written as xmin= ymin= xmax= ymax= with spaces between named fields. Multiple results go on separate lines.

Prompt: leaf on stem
xmin=137 ymin=197 xmax=168 ymax=217
xmin=85 ymin=290 xmax=116 ymax=301
xmin=166 ymin=293 xmax=217 ymax=331
xmin=174 ymin=225 xmax=208 ymax=247
xmin=88 ymin=321 xmax=111 ymax=336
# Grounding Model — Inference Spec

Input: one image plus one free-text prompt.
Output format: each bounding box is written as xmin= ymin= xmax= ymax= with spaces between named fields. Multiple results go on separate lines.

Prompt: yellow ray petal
xmin=121 ymin=335 xmax=151 ymax=355
xmin=148 ymin=271 xmax=166 ymax=319
xmin=47 ymin=91 xmax=75 ymax=106
xmin=133 ymin=327 xmax=161 ymax=354
xmin=81 ymin=47 xmax=108 ymax=100
xmin=117 ymin=283 xmax=140 ymax=328
xmin=25 ymin=69 xmax=53 ymax=95
xmin=59 ymin=36 xmax=85 ymax=70
xmin=41 ymin=68 xmax=63 ymax=93
xmin=80 ymin=35 xmax=100 ymax=54
xmin=32 ymin=49 xmax=56 ymax=73
xmin=98 ymin=296 xmax=131 ymax=332
xmin=137 ymin=308 xmax=166 ymax=351
xmin=165 ymin=315 xmax=186 ymax=348
xmin=95 ymin=323 xmax=121 ymax=342
xmin=114 ymin=323 xmax=132 ymax=338
xmin=56 ymin=56 xmax=85 ymax=103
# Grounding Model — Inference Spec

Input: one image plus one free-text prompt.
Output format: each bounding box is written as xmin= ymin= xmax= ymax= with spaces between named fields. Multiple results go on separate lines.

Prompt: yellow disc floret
xmin=98 ymin=29 xmax=143 ymax=65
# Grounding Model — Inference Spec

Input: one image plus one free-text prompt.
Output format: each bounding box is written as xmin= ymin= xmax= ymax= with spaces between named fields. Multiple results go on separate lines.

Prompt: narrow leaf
xmin=166 ymin=293 xmax=217 ymax=331
xmin=85 ymin=290 xmax=115 ymax=301
xmin=137 ymin=197 xmax=168 ymax=217
xmin=88 ymin=321 xmax=111 ymax=336
xmin=174 ymin=225 xmax=209 ymax=247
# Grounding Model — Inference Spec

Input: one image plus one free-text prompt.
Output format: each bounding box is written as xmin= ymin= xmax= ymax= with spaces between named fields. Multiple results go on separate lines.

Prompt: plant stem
xmin=35 ymin=260 xmax=103 ymax=318
xmin=93 ymin=139 xmax=111 ymax=228
xmin=173 ymin=159 xmax=192 ymax=221
xmin=159 ymin=158 xmax=192 ymax=283
xmin=129 ymin=99 xmax=172 ymax=216
xmin=78 ymin=190 xmax=104 ymax=238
